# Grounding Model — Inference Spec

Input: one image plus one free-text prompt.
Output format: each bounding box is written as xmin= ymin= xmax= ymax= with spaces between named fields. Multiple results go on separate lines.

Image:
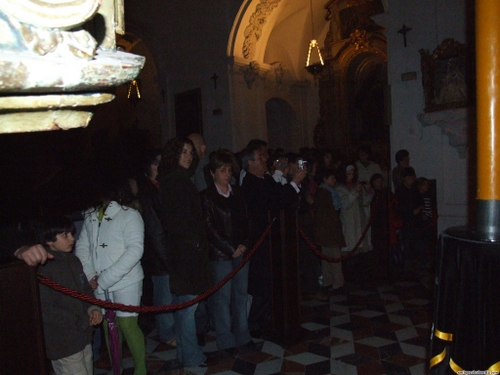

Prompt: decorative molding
xmin=349 ymin=29 xmax=373 ymax=51
xmin=418 ymin=107 xmax=468 ymax=158
xmin=265 ymin=61 xmax=290 ymax=88
xmin=239 ymin=61 xmax=260 ymax=89
xmin=242 ymin=0 xmax=281 ymax=60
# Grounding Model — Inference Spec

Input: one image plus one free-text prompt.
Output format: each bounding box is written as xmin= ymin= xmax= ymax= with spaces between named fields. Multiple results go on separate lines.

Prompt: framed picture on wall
xmin=175 ymin=88 xmax=203 ymax=137
xmin=420 ymin=39 xmax=468 ymax=113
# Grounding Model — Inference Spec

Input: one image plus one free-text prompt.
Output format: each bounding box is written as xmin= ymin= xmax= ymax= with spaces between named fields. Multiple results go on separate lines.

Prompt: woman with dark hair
xmin=200 ymin=149 xmax=256 ymax=357
xmin=136 ymin=148 xmax=176 ymax=346
xmin=158 ymin=136 xmax=212 ymax=368
xmin=75 ymin=177 xmax=147 ymax=375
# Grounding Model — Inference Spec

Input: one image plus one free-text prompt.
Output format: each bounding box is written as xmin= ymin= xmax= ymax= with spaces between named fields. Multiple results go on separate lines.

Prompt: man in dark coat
xmin=240 ymin=143 xmax=306 ymax=334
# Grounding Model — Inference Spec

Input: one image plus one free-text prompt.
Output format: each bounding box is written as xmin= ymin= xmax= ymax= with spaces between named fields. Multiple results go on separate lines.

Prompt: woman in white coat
xmin=335 ymin=164 xmax=371 ymax=253
xmin=75 ymin=178 xmax=147 ymax=375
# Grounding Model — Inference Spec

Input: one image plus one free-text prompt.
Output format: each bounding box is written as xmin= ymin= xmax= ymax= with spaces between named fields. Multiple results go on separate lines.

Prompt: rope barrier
xmin=38 ymin=218 xmax=276 ymax=313
xmin=299 ymin=216 xmax=372 ymax=263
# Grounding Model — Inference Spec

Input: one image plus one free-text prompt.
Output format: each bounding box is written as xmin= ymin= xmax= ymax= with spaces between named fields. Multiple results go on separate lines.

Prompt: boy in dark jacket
xmin=37 ymin=216 xmax=102 ymax=375
xmin=313 ymin=168 xmax=346 ymax=300
xmin=395 ymin=167 xmax=430 ymax=270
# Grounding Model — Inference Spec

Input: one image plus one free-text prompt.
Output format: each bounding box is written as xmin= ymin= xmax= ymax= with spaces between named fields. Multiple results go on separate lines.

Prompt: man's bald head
xmin=188 ymin=133 xmax=207 ymax=159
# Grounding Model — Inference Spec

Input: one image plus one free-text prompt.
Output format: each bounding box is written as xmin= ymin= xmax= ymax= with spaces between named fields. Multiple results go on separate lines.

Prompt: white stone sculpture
xmin=0 ymin=0 xmax=145 ymax=133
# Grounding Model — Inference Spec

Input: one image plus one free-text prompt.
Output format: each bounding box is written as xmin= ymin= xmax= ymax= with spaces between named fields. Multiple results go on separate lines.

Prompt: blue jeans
xmin=173 ymin=294 xmax=206 ymax=366
xmin=152 ymin=275 xmax=175 ymax=343
xmin=209 ymin=258 xmax=252 ymax=350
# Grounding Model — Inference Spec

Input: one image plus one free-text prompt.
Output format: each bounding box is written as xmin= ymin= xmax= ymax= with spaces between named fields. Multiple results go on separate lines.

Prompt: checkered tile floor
xmin=94 ymin=261 xmax=434 ymax=375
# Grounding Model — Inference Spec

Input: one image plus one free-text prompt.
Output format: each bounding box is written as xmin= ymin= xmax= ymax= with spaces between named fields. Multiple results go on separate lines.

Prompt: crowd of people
xmin=6 ymin=136 xmax=438 ymax=374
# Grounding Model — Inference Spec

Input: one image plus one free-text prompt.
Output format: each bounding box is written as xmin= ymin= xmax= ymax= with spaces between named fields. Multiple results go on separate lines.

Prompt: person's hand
xmin=354 ymin=182 xmax=363 ymax=192
xmin=89 ymin=276 xmax=99 ymax=290
xmin=292 ymin=168 xmax=307 ymax=185
xmin=89 ymin=309 xmax=103 ymax=326
xmin=14 ymin=244 xmax=53 ymax=266
xmin=233 ymin=245 xmax=247 ymax=258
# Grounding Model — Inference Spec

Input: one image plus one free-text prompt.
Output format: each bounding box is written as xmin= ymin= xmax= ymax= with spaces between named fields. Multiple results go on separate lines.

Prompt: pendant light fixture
xmin=305 ymin=0 xmax=324 ymax=77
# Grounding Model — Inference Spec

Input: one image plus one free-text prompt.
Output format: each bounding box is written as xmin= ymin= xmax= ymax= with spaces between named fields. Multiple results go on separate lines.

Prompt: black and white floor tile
xmin=94 ymin=265 xmax=434 ymax=375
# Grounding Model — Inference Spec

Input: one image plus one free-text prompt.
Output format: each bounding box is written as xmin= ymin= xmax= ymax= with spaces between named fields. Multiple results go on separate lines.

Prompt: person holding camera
xmin=271 ymin=151 xmax=289 ymax=185
xmin=240 ymin=144 xmax=306 ymax=335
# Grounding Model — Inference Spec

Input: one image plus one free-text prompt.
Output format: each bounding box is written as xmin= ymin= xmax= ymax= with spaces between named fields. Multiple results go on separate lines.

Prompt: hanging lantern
xmin=305 ymin=0 xmax=324 ymax=77
xmin=127 ymin=79 xmax=141 ymax=105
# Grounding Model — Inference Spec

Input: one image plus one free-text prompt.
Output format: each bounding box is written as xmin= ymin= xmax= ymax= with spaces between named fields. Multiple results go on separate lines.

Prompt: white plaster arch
xmin=228 ymin=0 xmax=330 ymax=80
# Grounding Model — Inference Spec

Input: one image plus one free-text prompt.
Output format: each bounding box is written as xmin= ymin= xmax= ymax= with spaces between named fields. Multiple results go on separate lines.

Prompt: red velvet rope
xmin=39 ymin=201 xmax=399 ymax=311
xmin=37 ymin=219 xmax=276 ymax=313
xmin=299 ymin=216 xmax=372 ymax=263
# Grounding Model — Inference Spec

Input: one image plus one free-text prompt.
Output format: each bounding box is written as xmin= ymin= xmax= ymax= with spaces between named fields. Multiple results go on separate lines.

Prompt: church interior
xmin=0 ymin=0 xmax=473 ymax=233
xmin=1 ymin=0 xmax=492 ymax=374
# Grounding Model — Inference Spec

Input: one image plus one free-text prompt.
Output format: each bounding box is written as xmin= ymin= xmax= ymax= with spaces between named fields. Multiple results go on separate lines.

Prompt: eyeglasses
xmin=275 ymin=159 xmax=288 ymax=168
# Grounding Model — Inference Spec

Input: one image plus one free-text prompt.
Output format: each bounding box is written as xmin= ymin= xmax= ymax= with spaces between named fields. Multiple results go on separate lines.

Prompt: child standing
xmin=395 ymin=167 xmax=430 ymax=271
xmin=36 ymin=216 xmax=103 ymax=375
xmin=415 ymin=177 xmax=438 ymax=262
xmin=75 ymin=178 xmax=147 ymax=375
xmin=416 ymin=177 xmax=435 ymax=222
xmin=313 ymin=168 xmax=346 ymax=299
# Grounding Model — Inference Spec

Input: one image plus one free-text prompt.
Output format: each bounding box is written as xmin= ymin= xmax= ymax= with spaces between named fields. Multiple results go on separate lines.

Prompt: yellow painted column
xmin=476 ymin=0 xmax=500 ymax=199
xmin=476 ymin=0 xmax=500 ymax=240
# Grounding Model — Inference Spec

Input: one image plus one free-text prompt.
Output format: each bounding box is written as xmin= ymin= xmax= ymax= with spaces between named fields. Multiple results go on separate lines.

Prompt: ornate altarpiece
xmin=314 ymin=0 xmax=389 ymax=162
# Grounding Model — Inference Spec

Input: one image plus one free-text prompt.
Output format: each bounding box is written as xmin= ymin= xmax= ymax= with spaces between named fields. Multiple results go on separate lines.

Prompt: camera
xmin=298 ymin=159 xmax=307 ymax=170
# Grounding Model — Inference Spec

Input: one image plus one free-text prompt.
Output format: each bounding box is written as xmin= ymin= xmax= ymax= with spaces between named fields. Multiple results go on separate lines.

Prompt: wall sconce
xmin=127 ymin=79 xmax=141 ymax=104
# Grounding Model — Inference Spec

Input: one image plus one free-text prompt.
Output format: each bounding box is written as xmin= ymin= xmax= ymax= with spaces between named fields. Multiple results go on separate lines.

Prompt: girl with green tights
xmin=75 ymin=178 xmax=147 ymax=375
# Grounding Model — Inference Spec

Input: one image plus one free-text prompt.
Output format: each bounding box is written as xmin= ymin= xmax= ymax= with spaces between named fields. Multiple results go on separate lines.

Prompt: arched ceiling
xmin=228 ymin=0 xmax=330 ymax=80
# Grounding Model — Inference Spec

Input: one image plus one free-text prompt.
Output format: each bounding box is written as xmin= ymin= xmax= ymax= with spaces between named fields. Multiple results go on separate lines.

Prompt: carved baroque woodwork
xmin=417 ymin=39 xmax=471 ymax=158
xmin=315 ymin=0 xmax=388 ymax=160
xmin=242 ymin=0 xmax=281 ymax=60
xmin=419 ymin=38 xmax=468 ymax=113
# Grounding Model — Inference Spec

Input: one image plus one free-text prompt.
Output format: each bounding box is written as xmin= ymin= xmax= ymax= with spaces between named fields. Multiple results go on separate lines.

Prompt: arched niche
xmin=344 ymin=51 xmax=388 ymax=142
xmin=266 ymin=97 xmax=297 ymax=150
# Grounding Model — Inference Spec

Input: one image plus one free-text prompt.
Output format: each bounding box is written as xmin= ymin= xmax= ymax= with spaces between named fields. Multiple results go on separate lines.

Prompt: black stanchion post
xmin=269 ymin=208 xmax=302 ymax=343
xmin=0 ymin=260 xmax=47 ymax=374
